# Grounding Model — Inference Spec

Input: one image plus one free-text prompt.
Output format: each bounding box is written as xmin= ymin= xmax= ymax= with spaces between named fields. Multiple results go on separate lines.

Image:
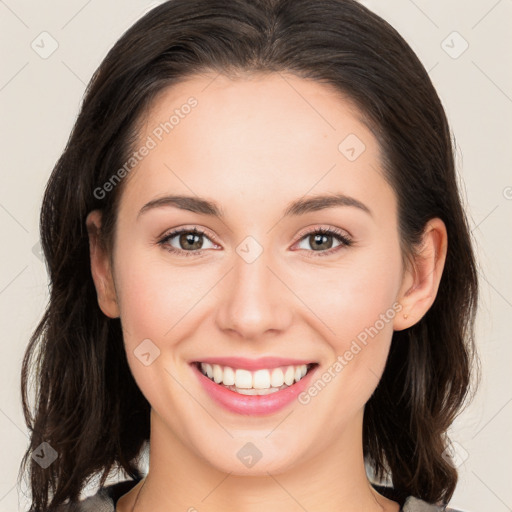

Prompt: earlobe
xmin=393 ymin=218 xmax=448 ymax=331
xmin=86 ymin=210 xmax=120 ymax=319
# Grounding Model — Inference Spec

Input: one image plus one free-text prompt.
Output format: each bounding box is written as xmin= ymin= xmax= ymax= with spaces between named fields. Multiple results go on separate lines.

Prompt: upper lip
xmin=192 ymin=356 xmax=316 ymax=371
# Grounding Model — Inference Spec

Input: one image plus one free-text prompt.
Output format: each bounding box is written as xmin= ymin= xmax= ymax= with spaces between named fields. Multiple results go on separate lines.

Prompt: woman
xmin=19 ymin=0 xmax=479 ymax=511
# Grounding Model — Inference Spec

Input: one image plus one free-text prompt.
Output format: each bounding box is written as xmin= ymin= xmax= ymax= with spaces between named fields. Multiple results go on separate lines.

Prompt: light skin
xmin=86 ymin=72 xmax=447 ymax=512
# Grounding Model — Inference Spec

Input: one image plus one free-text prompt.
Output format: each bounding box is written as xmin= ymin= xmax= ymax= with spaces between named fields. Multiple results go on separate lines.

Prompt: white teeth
xmin=284 ymin=366 xmax=295 ymax=386
xmin=204 ymin=363 xmax=213 ymax=379
xmin=213 ymin=364 xmax=223 ymax=384
xmin=198 ymin=362 xmax=311 ymax=391
xmin=223 ymin=366 xmax=235 ymax=386
xmin=229 ymin=387 xmax=281 ymax=396
xmin=270 ymin=368 xmax=285 ymax=387
xmin=235 ymin=369 xmax=253 ymax=389
xmin=253 ymin=369 xmax=271 ymax=389
xmin=223 ymin=383 xmax=289 ymax=395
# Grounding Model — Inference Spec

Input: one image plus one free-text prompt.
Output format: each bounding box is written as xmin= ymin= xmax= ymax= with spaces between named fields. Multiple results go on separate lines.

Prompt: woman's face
xmin=93 ymin=73 xmax=415 ymax=474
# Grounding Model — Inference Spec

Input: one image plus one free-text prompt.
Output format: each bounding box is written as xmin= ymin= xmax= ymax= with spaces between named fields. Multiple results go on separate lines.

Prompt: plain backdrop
xmin=1 ymin=1 xmax=511 ymax=511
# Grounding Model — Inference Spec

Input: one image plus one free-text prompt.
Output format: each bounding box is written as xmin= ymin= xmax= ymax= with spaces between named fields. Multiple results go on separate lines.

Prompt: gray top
xmin=56 ymin=479 xmax=465 ymax=512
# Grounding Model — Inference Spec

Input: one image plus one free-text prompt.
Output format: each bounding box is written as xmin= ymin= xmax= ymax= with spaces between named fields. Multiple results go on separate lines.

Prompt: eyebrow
xmin=137 ymin=193 xmax=372 ymax=220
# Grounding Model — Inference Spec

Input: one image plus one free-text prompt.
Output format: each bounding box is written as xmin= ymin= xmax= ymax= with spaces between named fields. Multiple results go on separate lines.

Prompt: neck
xmin=120 ymin=409 xmax=398 ymax=512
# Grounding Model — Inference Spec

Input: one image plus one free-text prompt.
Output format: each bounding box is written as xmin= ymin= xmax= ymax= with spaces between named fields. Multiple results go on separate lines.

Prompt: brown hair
xmin=20 ymin=0 xmax=479 ymax=509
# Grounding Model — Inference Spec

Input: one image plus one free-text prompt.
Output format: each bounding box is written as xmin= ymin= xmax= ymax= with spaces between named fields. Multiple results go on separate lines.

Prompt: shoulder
xmin=55 ymin=479 xmax=141 ymax=512
xmin=371 ymin=483 xmax=468 ymax=512
xmin=403 ymin=496 xmax=467 ymax=511
xmin=55 ymin=488 xmax=113 ymax=512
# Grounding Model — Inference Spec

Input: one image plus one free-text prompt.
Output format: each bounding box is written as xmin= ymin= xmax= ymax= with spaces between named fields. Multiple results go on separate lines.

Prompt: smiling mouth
xmin=193 ymin=361 xmax=318 ymax=396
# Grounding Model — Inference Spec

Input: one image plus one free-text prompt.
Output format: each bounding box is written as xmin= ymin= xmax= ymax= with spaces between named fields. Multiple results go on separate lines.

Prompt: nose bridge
xmin=215 ymin=237 xmax=293 ymax=339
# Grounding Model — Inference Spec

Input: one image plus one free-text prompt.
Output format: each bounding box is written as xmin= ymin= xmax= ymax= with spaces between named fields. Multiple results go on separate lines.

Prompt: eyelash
xmin=157 ymin=226 xmax=353 ymax=258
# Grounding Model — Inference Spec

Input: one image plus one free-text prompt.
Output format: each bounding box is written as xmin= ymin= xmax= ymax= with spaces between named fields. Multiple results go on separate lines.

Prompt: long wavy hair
xmin=20 ymin=0 xmax=479 ymax=509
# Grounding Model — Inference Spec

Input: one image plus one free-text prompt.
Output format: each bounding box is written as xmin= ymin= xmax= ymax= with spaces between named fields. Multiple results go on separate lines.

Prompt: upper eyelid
xmin=295 ymin=225 xmax=352 ymax=241
xmin=160 ymin=226 xmax=219 ymax=245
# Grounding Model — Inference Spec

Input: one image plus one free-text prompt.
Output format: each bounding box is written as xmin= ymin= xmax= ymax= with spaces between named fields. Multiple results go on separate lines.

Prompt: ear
xmin=393 ymin=218 xmax=448 ymax=331
xmin=86 ymin=210 xmax=120 ymax=318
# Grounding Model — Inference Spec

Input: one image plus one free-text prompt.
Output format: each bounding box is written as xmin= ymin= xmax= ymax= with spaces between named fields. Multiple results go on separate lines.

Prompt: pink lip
xmin=191 ymin=362 xmax=319 ymax=416
xmin=192 ymin=356 xmax=314 ymax=371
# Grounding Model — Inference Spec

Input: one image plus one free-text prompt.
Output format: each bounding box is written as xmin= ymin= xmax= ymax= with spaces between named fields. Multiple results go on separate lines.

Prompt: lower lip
xmin=191 ymin=363 xmax=318 ymax=416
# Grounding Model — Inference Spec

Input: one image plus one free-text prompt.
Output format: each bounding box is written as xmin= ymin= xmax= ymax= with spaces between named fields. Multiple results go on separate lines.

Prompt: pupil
xmin=181 ymin=232 xmax=202 ymax=250
xmin=311 ymin=233 xmax=332 ymax=251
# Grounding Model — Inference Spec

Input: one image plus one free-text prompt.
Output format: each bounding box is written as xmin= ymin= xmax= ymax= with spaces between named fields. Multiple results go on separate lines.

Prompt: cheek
xmin=291 ymin=243 xmax=402 ymax=410
xmin=112 ymin=249 xmax=204 ymax=411
xmin=113 ymin=247 xmax=208 ymax=344
xmin=294 ymin=245 xmax=402 ymax=345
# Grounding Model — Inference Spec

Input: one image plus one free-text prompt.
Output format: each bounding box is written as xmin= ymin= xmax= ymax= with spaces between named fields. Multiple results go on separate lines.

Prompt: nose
xmin=215 ymin=244 xmax=294 ymax=340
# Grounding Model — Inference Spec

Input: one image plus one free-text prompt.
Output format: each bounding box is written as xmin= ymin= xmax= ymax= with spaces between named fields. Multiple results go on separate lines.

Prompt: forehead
xmin=119 ymin=72 xmax=394 ymax=222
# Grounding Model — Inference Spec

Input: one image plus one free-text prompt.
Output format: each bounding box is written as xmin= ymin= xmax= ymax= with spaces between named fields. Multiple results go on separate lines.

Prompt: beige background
xmin=1 ymin=1 xmax=511 ymax=510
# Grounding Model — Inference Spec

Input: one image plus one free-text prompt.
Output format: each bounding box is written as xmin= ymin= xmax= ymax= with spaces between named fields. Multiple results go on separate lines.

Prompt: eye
xmin=158 ymin=227 xmax=219 ymax=257
xmin=294 ymin=226 xmax=353 ymax=257
xmin=157 ymin=225 xmax=353 ymax=258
